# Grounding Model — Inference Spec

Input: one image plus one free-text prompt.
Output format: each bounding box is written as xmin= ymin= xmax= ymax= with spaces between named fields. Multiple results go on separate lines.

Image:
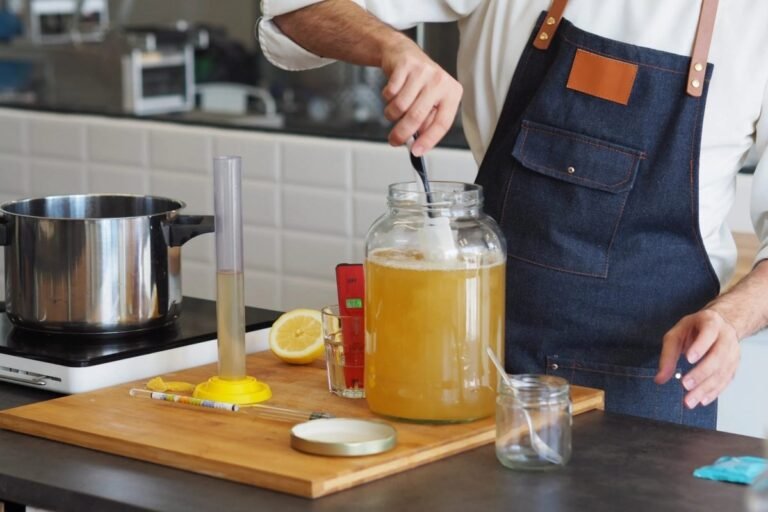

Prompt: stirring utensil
xmin=485 ymin=348 xmax=564 ymax=465
xmin=406 ymin=134 xmax=435 ymax=210
xmin=405 ymin=134 xmax=457 ymax=260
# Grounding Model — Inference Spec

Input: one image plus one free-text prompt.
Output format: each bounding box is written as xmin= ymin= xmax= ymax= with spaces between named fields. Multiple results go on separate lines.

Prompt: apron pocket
xmin=546 ymin=356 xmax=683 ymax=424
xmin=503 ymin=120 xmax=645 ymax=277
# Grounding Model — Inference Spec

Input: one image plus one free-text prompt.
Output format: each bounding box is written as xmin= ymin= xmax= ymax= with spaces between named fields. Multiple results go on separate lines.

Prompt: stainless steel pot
xmin=0 ymin=194 xmax=214 ymax=334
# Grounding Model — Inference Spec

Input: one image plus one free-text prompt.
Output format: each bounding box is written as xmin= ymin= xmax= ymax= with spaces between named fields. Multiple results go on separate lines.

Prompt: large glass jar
xmin=364 ymin=181 xmax=506 ymax=423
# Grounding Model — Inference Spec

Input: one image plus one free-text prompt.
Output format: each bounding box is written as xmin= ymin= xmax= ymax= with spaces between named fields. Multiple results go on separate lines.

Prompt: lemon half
xmin=268 ymin=309 xmax=324 ymax=364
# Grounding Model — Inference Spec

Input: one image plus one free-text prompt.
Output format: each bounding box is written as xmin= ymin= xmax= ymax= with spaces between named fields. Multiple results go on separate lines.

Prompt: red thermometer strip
xmin=335 ymin=263 xmax=365 ymax=389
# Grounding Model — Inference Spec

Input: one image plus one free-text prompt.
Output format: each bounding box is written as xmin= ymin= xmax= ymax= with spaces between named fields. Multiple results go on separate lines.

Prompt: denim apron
xmin=476 ymin=0 xmax=721 ymax=427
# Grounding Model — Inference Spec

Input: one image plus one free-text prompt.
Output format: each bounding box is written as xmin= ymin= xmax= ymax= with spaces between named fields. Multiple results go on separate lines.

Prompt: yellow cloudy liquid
xmin=216 ymin=270 xmax=246 ymax=380
xmin=365 ymin=249 xmax=505 ymax=423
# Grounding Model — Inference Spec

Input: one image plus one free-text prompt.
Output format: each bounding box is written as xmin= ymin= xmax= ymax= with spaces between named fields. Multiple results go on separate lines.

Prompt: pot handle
xmin=166 ymin=215 xmax=215 ymax=247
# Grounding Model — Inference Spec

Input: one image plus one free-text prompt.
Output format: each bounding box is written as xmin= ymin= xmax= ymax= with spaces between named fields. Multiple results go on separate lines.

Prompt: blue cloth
xmin=475 ymin=13 xmax=720 ymax=428
xmin=693 ymin=457 xmax=768 ymax=485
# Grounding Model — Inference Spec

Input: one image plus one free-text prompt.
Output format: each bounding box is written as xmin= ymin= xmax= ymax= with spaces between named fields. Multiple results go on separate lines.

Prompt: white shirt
xmin=259 ymin=0 xmax=768 ymax=286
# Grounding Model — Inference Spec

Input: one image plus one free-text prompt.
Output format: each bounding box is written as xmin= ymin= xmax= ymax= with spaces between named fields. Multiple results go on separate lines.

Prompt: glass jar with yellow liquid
xmin=364 ymin=182 xmax=506 ymax=423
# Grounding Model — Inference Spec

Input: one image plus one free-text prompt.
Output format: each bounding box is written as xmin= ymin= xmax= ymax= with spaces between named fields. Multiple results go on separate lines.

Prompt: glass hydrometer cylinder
xmin=193 ymin=156 xmax=271 ymax=404
xmin=214 ymin=155 xmax=246 ymax=380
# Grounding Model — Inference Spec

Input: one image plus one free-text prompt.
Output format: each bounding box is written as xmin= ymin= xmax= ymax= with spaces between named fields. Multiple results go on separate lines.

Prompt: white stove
xmin=0 ymin=298 xmax=280 ymax=394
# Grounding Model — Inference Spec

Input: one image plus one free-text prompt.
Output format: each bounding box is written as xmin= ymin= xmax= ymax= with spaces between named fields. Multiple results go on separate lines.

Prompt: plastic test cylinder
xmin=213 ymin=155 xmax=246 ymax=380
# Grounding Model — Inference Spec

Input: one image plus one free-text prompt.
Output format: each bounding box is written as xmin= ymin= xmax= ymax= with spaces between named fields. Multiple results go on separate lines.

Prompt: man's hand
xmin=655 ymin=309 xmax=740 ymax=408
xmin=274 ymin=0 xmax=462 ymax=156
xmin=656 ymin=259 xmax=768 ymax=408
xmin=380 ymin=37 xmax=463 ymax=156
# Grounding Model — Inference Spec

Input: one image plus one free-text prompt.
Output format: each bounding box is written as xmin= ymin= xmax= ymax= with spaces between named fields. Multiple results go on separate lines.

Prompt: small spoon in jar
xmin=485 ymin=347 xmax=563 ymax=465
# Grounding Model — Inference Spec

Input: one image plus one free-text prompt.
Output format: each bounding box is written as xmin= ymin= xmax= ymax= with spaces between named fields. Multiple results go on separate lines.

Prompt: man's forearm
xmin=708 ymin=259 xmax=768 ymax=339
xmin=274 ymin=0 xmax=409 ymax=68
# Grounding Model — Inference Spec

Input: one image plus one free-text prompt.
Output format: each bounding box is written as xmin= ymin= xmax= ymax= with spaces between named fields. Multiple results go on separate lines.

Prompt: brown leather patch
xmin=567 ymin=49 xmax=638 ymax=105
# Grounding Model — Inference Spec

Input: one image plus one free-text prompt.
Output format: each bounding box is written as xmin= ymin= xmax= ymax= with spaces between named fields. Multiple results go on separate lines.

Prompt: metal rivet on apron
xmin=550 ymin=363 xmax=559 ymax=371
xmin=546 ymin=16 xmax=556 ymax=25
xmin=694 ymin=62 xmax=704 ymax=72
xmin=674 ymin=371 xmax=682 ymax=380
xmin=691 ymin=79 xmax=701 ymax=89
xmin=567 ymin=166 xmax=575 ymax=174
xmin=539 ymin=32 xmax=549 ymax=41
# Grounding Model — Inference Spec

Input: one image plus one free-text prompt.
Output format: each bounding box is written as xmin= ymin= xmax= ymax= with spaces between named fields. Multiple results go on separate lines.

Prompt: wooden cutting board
xmin=0 ymin=351 xmax=604 ymax=498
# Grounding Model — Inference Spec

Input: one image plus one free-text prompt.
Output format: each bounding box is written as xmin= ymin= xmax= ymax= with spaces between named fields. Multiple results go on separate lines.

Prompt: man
xmin=259 ymin=0 xmax=768 ymax=428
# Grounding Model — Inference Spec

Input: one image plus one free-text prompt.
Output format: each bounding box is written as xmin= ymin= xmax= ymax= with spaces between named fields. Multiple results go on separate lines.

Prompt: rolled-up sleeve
xmin=258 ymin=0 xmax=482 ymax=71
xmin=259 ymin=0 xmax=347 ymax=70
xmin=751 ymin=80 xmax=768 ymax=265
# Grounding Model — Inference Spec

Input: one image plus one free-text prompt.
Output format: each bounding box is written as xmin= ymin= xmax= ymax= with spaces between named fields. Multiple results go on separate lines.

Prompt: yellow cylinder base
xmin=193 ymin=376 xmax=272 ymax=404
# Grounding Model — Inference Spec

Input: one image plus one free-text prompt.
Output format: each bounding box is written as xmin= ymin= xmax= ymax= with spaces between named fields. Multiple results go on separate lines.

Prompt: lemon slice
xmin=269 ymin=309 xmax=324 ymax=364
xmin=145 ymin=377 xmax=195 ymax=393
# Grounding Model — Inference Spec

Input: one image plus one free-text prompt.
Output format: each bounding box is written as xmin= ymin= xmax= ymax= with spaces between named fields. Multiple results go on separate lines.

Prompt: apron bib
xmin=476 ymin=0 xmax=721 ymax=428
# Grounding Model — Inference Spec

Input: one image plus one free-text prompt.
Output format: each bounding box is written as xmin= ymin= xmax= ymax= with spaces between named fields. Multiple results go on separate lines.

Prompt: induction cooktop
xmin=0 ymin=298 xmax=281 ymax=394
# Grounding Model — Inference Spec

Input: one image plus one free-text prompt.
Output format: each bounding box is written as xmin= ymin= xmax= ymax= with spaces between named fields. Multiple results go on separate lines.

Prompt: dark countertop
xmin=0 ymin=381 xmax=761 ymax=512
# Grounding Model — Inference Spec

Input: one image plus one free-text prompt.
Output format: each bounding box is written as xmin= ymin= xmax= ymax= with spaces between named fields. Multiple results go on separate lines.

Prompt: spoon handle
xmin=406 ymin=134 xmax=436 ymax=214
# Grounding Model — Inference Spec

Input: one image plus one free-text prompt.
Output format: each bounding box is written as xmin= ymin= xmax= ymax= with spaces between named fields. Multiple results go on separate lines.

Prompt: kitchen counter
xmin=0 ymin=102 xmax=471 ymax=150
xmin=0 ymin=382 xmax=762 ymax=512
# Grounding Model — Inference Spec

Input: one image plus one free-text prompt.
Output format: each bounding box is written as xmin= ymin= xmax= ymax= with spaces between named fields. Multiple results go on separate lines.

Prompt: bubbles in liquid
xmin=367 ymin=248 xmax=504 ymax=271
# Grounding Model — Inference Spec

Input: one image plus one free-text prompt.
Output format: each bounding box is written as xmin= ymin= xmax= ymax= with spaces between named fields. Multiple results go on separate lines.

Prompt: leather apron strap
xmin=687 ymin=0 xmax=719 ymax=97
xmin=532 ymin=0 xmax=568 ymax=50
xmin=532 ymin=0 xmax=720 ymax=97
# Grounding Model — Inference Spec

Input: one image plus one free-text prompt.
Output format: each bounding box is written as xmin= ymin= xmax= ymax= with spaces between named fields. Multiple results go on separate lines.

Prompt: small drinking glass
xmin=495 ymin=374 xmax=571 ymax=470
xmin=321 ymin=305 xmax=365 ymax=399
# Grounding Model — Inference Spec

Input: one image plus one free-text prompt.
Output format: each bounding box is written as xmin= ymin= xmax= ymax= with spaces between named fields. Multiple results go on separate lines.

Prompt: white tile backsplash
xmin=243 ymin=227 xmax=279 ymax=272
xmin=353 ymin=192 xmax=386 ymax=238
xmin=88 ymin=164 xmax=148 ymax=195
xmin=149 ymin=128 xmax=211 ymax=174
xmin=282 ymin=276 xmax=337 ymax=311
xmin=242 ymin=180 xmax=278 ymax=228
xmin=282 ymin=232 xmax=349 ymax=280
xmin=29 ymin=160 xmax=87 ymax=195
xmin=150 ymin=171 xmax=212 ymax=213
xmin=29 ymin=119 xmax=85 ymax=160
xmin=282 ymin=138 xmax=350 ymax=188
xmin=352 ymin=239 xmax=366 ymax=262
xmin=87 ymin=123 xmax=147 ymax=166
xmin=0 ymin=114 xmax=24 ymax=154
xmin=282 ymin=186 xmax=350 ymax=236
xmin=245 ymin=272 xmax=280 ymax=310
xmin=352 ymin=141 xmax=412 ymax=193
xmin=0 ymin=155 xmax=29 ymax=195
xmin=0 ymin=109 xmax=476 ymax=312
xmin=182 ymin=261 xmax=216 ymax=300
xmin=214 ymin=133 xmax=279 ymax=182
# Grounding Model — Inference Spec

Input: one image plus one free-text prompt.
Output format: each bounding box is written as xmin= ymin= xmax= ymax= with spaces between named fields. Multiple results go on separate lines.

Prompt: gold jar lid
xmin=290 ymin=418 xmax=397 ymax=457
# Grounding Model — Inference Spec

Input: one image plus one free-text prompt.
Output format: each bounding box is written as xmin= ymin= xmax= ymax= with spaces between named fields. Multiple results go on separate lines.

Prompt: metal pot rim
xmin=0 ymin=193 xmax=188 ymax=221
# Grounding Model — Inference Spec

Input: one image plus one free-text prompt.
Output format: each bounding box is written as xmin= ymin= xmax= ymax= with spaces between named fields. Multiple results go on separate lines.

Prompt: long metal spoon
xmin=485 ymin=347 xmax=563 ymax=465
